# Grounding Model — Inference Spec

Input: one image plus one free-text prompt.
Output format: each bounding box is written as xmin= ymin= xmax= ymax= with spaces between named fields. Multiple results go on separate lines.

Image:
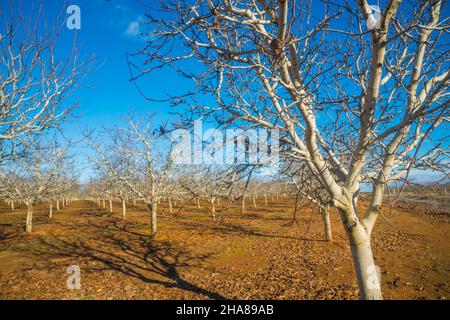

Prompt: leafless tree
xmin=179 ymin=165 xmax=244 ymax=221
xmin=2 ymin=142 xmax=75 ymax=232
xmin=283 ymin=159 xmax=333 ymax=241
xmin=0 ymin=6 xmax=90 ymax=165
xmin=88 ymin=116 xmax=175 ymax=237
xmin=131 ymin=0 xmax=449 ymax=299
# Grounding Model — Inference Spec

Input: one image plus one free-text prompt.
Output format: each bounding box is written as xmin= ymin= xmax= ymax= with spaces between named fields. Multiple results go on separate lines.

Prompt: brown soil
xmin=0 ymin=199 xmax=449 ymax=300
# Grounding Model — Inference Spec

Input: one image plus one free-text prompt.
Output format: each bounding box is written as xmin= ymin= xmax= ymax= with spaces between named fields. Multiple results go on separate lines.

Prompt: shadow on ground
xmin=25 ymin=212 xmax=226 ymax=299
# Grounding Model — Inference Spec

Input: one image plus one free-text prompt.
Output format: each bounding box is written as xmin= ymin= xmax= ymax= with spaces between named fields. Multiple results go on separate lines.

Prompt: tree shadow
xmin=0 ymin=223 xmax=24 ymax=249
xmin=178 ymin=219 xmax=326 ymax=242
xmin=26 ymin=216 xmax=226 ymax=300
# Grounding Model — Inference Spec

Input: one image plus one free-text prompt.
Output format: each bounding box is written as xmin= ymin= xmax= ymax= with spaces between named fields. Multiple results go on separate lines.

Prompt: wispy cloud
xmin=125 ymin=20 xmax=140 ymax=37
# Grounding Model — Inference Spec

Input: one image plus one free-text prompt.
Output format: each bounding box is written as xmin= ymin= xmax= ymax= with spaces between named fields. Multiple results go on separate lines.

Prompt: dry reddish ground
xmin=0 ymin=198 xmax=449 ymax=300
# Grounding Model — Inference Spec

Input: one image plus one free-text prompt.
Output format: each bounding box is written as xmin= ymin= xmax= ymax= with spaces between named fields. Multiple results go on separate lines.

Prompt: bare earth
xmin=0 ymin=199 xmax=449 ymax=300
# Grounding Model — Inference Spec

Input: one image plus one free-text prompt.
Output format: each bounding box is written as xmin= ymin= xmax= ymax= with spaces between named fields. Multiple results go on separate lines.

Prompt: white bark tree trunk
xmin=149 ymin=200 xmax=158 ymax=237
xmin=168 ymin=197 xmax=173 ymax=213
xmin=241 ymin=196 xmax=245 ymax=214
xmin=109 ymin=199 xmax=113 ymax=213
xmin=339 ymin=208 xmax=383 ymax=300
xmin=122 ymin=199 xmax=126 ymax=220
xmin=49 ymin=203 xmax=53 ymax=219
xmin=11 ymin=200 xmax=14 ymax=211
xmin=25 ymin=204 xmax=33 ymax=233
xmin=264 ymin=194 xmax=268 ymax=206
xmin=210 ymin=199 xmax=216 ymax=221
xmin=322 ymin=208 xmax=332 ymax=242
xmin=56 ymin=200 xmax=60 ymax=211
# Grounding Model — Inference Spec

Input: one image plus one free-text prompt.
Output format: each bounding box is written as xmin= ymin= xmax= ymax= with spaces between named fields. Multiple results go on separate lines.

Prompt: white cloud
xmin=125 ymin=21 xmax=140 ymax=37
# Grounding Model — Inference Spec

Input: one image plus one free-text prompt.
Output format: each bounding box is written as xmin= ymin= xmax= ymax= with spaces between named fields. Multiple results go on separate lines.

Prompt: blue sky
xmin=2 ymin=0 xmax=187 ymax=128
xmin=1 ymin=0 xmax=448 ymax=184
xmin=1 ymin=0 xmax=185 ymax=180
xmin=51 ymin=0 xmax=174 ymax=127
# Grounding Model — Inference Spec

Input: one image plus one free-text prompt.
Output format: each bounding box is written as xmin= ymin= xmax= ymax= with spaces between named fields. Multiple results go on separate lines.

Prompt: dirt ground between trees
xmin=0 ymin=198 xmax=449 ymax=300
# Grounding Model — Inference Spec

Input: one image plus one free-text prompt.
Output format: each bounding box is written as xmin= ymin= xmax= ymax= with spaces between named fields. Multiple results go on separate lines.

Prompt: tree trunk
xmin=264 ymin=194 xmax=268 ymax=206
xmin=322 ymin=208 xmax=332 ymax=242
xmin=122 ymin=199 xmax=126 ymax=220
xmin=49 ymin=203 xmax=53 ymax=219
xmin=340 ymin=208 xmax=383 ymax=300
xmin=109 ymin=199 xmax=113 ymax=213
xmin=56 ymin=200 xmax=60 ymax=211
xmin=133 ymin=198 xmax=137 ymax=206
xmin=149 ymin=201 xmax=158 ymax=237
xmin=253 ymin=196 xmax=257 ymax=209
xmin=11 ymin=200 xmax=14 ymax=211
xmin=25 ymin=204 xmax=33 ymax=233
xmin=168 ymin=197 xmax=173 ymax=213
xmin=210 ymin=199 xmax=216 ymax=221
xmin=241 ymin=196 xmax=245 ymax=214
xmin=197 ymin=197 xmax=201 ymax=209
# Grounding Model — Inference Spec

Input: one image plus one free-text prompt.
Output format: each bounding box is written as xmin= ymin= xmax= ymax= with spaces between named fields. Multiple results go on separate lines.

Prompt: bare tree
xmin=115 ymin=181 xmax=134 ymax=220
xmin=283 ymin=160 xmax=333 ymax=242
xmin=0 ymin=3 xmax=89 ymax=221
xmin=179 ymin=165 xmax=244 ymax=221
xmin=88 ymin=116 xmax=175 ymax=237
xmin=3 ymin=142 xmax=74 ymax=232
xmin=0 ymin=7 xmax=90 ymax=165
xmin=131 ymin=0 xmax=449 ymax=299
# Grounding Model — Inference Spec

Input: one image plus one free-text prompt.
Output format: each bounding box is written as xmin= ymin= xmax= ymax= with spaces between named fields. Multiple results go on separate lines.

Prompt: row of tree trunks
xmin=5 ymin=198 xmax=69 ymax=213
xmin=93 ymin=197 xmax=333 ymax=247
xmin=22 ymin=199 xmax=72 ymax=233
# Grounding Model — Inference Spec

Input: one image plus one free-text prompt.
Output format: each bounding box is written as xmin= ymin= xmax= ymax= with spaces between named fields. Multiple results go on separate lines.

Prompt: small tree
xmin=4 ymin=143 xmax=73 ymax=233
xmin=89 ymin=116 xmax=174 ymax=237
xmin=179 ymin=165 xmax=244 ymax=221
